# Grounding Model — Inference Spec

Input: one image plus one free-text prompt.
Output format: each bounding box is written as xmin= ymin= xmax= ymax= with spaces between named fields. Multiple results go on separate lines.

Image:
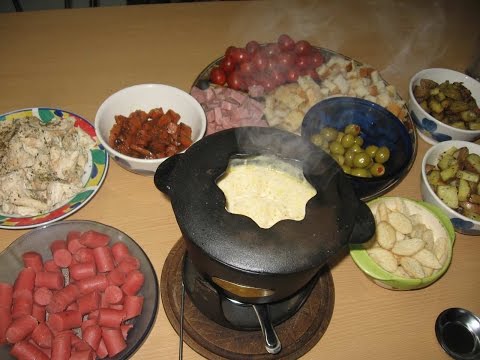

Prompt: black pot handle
xmin=154 ymin=153 xmax=182 ymax=197
xmin=349 ymin=201 xmax=376 ymax=244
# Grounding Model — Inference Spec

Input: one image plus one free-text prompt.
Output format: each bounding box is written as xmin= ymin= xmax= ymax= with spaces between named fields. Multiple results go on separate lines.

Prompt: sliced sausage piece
xmin=66 ymin=231 xmax=85 ymax=254
xmin=0 ymin=282 xmax=13 ymax=309
xmin=35 ymin=271 xmax=64 ymax=290
xmin=44 ymin=260 xmax=61 ymax=273
xmin=124 ymin=295 xmax=144 ymax=320
xmin=73 ymin=248 xmax=95 ymax=264
xmin=31 ymin=303 xmax=46 ymax=323
xmin=98 ymin=308 xmax=126 ymax=328
xmin=47 ymin=310 xmax=82 ymax=332
xmin=77 ymin=275 xmax=108 ymax=296
xmin=47 ymin=284 xmax=80 ymax=314
xmin=77 ymin=291 xmax=100 ymax=315
xmin=110 ymin=242 xmax=131 ymax=263
xmin=107 ymin=268 xmax=126 ymax=286
xmin=5 ymin=314 xmax=38 ymax=343
xmin=80 ymin=230 xmax=110 ymax=248
xmin=70 ymin=262 xmax=97 ymax=281
xmin=22 ymin=252 xmax=44 ymax=273
xmin=82 ymin=325 xmax=102 ymax=351
xmin=11 ymin=292 xmax=33 ymax=319
xmin=50 ymin=240 xmax=72 ymax=268
xmin=121 ymin=270 xmax=144 ymax=296
xmin=31 ymin=322 xmax=53 ymax=348
xmin=13 ymin=268 xmax=36 ymax=298
xmin=116 ymin=256 xmax=140 ymax=273
xmin=101 ymin=327 xmax=127 ymax=357
xmin=69 ymin=349 xmax=96 ymax=360
xmin=10 ymin=340 xmax=49 ymax=360
xmin=0 ymin=308 xmax=12 ymax=344
xmin=33 ymin=287 xmax=53 ymax=306
xmin=96 ymin=338 xmax=109 ymax=359
xmin=104 ymin=285 xmax=123 ymax=305
xmin=51 ymin=332 xmax=72 ymax=360
xmin=93 ymin=246 xmax=115 ymax=273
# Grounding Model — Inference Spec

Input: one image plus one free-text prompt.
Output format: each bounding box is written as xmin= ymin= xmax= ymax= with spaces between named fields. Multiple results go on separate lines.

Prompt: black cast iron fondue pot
xmin=154 ymin=127 xmax=375 ymax=304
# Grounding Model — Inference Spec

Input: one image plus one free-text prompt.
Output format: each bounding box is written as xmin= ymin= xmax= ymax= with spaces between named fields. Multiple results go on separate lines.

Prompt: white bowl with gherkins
xmin=422 ymin=140 xmax=480 ymax=235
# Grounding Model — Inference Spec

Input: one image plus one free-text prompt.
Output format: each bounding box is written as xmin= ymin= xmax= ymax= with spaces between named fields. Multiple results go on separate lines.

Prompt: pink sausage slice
xmin=121 ymin=270 xmax=145 ymax=296
xmin=80 ymin=230 xmax=110 ymax=248
xmin=13 ymin=268 xmax=36 ymax=298
xmin=111 ymin=242 xmax=131 ymax=263
xmin=5 ymin=314 xmax=38 ymax=343
xmin=124 ymin=295 xmax=144 ymax=320
xmin=10 ymin=340 xmax=49 ymax=360
xmin=35 ymin=271 xmax=64 ymax=290
xmin=93 ymin=246 xmax=115 ymax=273
xmin=51 ymin=332 xmax=72 ymax=360
xmin=22 ymin=251 xmax=44 ymax=272
xmin=33 ymin=287 xmax=53 ymax=306
xmin=31 ymin=322 xmax=53 ymax=348
xmin=82 ymin=324 xmax=102 ymax=351
xmin=47 ymin=310 xmax=82 ymax=332
xmin=101 ymin=327 xmax=127 ymax=357
xmin=70 ymin=262 xmax=97 ymax=281
xmin=50 ymin=240 xmax=72 ymax=268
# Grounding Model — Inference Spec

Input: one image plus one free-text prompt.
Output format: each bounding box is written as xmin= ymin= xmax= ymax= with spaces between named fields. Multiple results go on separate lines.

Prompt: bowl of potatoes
xmin=421 ymin=140 xmax=480 ymax=235
xmin=349 ymin=196 xmax=455 ymax=290
xmin=408 ymin=68 xmax=480 ymax=145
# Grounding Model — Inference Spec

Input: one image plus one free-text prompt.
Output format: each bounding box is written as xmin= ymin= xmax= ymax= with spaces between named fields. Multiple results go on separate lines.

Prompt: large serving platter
xmin=190 ymin=45 xmax=418 ymax=200
xmin=0 ymin=108 xmax=109 ymax=229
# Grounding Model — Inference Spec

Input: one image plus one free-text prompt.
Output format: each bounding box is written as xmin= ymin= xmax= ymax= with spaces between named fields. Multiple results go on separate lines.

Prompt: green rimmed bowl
xmin=349 ymin=196 xmax=455 ymax=290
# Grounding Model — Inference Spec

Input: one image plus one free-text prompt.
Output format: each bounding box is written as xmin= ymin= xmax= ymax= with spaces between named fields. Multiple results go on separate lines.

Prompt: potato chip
xmin=391 ymin=238 xmax=425 ymax=256
xmin=413 ymin=249 xmax=442 ymax=269
xmin=422 ymin=229 xmax=435 ymax=251
xmin=367 ymin=248 xmax=398 ymax=273
xmin=400 ymin=257 xmax=425 ymax=278
xmin=393 ymin=266 xmax=411 ymax=279
xmin=388 ymin=211 xmax=413 ymax=234
xmin=376 ymin=221 xmax=396 ymax=250
xmin=434 ymin=236 xmax=449 ymax=265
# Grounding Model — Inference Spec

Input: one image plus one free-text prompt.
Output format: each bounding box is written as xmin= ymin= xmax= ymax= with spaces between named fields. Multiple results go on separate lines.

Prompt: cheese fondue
xmin=216 ymin=155 xmax=317 ymax=229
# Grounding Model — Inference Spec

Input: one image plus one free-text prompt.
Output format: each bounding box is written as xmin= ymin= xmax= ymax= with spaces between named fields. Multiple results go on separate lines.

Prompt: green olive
xmin=344 ymin=150 xmax=355 ymax=167
xmin=336 ymin=131 xmax=345 ymax=143
xmin=341 ymin=165 xmax=352 ymax=174
xmin=369 ymin=163 xmax=386 ymax=177
xmin=341 ymin=134 xmax=355 ymax=148
xmin=354 ymin=136 xmax=364 ymax=147
xmin=375 ymin=146 xmax=391 ymax=164
xmin=310 ymin=133 xmax=324 ymax=146
xmin=349 ymin=144 xmax=363 ymax=153
xmin=365 ymin=145 xmax=379 ymax=159
xmin=344 ymin=124 xmax=361 ymax=136
xmin=350 ymin=167 xmax=371 ymax=178
xmin=329 ymin=141 xmax=345 ymax=155
xmin=320 ymin=127 xmax=338 ymax=142
xmin=353 ymin=152 xmax=372 ymax=168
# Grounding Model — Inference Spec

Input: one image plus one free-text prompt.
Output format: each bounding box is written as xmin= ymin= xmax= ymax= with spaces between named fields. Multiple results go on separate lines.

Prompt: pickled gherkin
xmin=309 ymin=124 xmax=391 ymax=178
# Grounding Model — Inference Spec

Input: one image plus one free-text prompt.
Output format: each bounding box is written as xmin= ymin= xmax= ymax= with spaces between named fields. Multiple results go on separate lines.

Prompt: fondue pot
xmin=154 ymin=126 xmax=375 ymax=304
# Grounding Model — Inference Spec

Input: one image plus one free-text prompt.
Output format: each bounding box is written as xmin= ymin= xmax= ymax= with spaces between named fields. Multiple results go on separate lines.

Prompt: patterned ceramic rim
xmin=0 ymin=108 xmax=109 ymax=229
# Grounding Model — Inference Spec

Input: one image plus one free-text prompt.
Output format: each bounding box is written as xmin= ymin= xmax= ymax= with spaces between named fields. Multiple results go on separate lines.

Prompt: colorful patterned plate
xmin=0 ymin=108 xmax=109 ymax=229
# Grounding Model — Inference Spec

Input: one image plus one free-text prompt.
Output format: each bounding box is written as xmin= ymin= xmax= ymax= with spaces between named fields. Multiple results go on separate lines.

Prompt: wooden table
xmin=1 ymin=1 xmax=479 ymax=359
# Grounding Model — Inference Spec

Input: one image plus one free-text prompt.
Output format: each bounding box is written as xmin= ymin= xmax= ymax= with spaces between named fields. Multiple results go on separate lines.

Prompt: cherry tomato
xmin=227 ymin=70 xmax=245 ymax=91
xmin=246 ymin=40 xmax=261 ymax=54
xmin=252 ymin=52 xmax=268 ymax=71
xmin=310 ymin=51 xmax=325 ymax=68
xmin=276 ymin=52 xmax=296 ymax=70
xmin=209 ymin=67 xmax=227 ymax=86
xmin=286 ymin=68 xmax=299 ymax=83
xmin=294 ymin=40 xmax=312 ymax=56
xmin=270 ymin=69 xmax=286 ymax=86
xmin=220 ymin=56 xmax=236 ymax=74
xmin=225 ymin=46 xmax=237 ymax=58
xmin=295 ymin=55 xmax=311 ymax=70
xmin=264 ymin=43 xmax=281 ymax=57
xmin=277 ymin=34 xmax=295 ymax=52
xmin=266 ymin=57 xmax=279 ymax=73
xmin=261 ymin=76 xmax=276 ymax=92
xmin=231 ymin=48 xmax=250 ymax=64
xmin=239 ymin=61 xmax=256 ymax=79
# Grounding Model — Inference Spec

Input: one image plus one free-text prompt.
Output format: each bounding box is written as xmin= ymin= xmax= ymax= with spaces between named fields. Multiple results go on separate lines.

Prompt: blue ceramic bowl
xmin=301 ymin=97 xmax=416 ymax=201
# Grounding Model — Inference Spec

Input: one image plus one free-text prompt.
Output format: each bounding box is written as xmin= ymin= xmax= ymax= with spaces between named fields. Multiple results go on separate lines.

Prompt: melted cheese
xmin=216 ymin=155 xmax=317 ymax=229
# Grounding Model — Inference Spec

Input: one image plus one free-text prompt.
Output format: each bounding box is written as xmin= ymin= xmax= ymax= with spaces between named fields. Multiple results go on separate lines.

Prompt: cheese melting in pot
xmin=216 ymin=155 xmax=317 ymax=229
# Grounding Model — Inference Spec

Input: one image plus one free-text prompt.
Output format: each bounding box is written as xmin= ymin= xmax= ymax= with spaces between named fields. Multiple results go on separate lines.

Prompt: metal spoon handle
xmin=253 ymin=304 xmax=282 ymax=354
xmin=179 ymin=281 xmax=185 ymax=360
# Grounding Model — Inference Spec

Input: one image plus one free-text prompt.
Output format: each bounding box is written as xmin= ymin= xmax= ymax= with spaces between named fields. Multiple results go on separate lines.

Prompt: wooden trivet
xmin=160 ymin=239 xmax=335 ymax=360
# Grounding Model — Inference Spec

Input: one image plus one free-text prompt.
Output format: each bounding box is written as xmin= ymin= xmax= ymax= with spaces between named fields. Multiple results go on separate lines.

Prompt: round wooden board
xmin=160 ymin=239 xmax=335 ymax=360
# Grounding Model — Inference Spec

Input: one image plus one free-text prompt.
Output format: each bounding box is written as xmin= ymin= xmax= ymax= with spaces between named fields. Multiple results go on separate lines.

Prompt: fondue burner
xmin=161 ymin=240 xmax=335 ymax=359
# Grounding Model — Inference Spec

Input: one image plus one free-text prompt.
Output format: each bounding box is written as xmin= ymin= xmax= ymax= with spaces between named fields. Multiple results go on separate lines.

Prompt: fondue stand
xmin=155 ymin=127 xmax=375 ymax=358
